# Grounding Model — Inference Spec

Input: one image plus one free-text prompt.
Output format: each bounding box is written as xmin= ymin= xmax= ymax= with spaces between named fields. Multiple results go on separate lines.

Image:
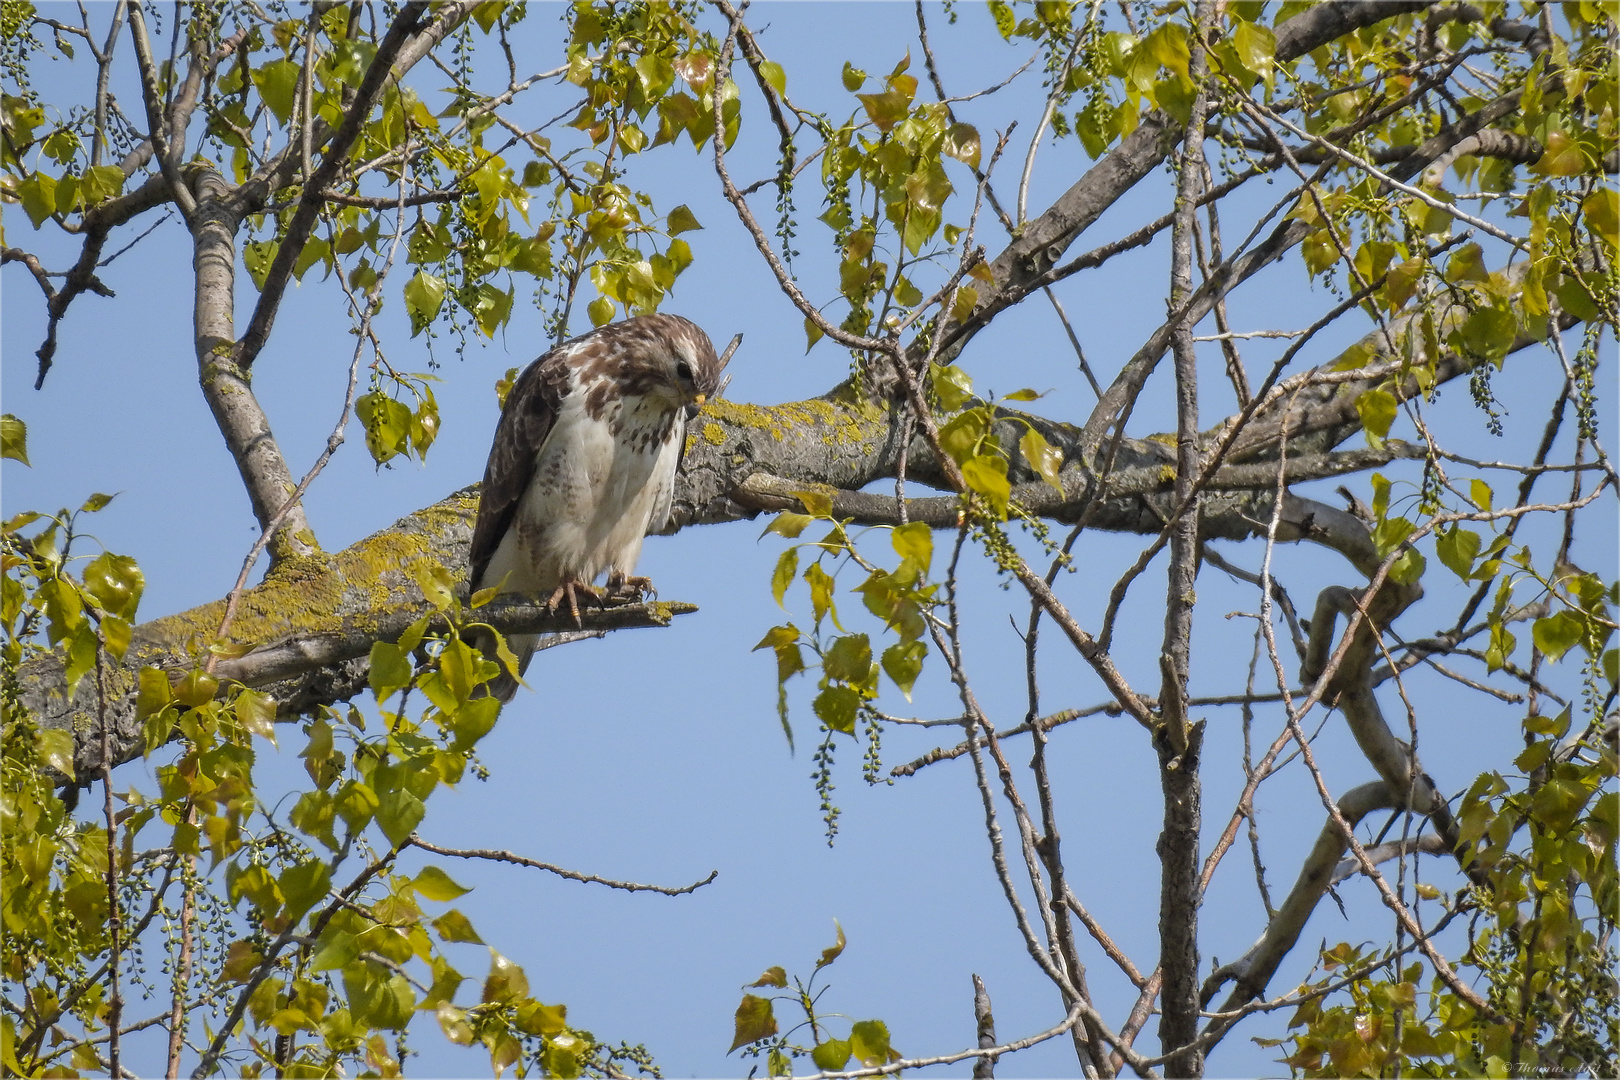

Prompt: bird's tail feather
xmin=468 ymin=627 xmax=537 ymax=704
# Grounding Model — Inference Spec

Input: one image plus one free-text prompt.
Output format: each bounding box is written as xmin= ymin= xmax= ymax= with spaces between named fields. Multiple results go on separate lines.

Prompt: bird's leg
xmin=545 ymin=577 xmax=603 ymax=627
xmin=604 ymin=571 xmax=656 ymax=605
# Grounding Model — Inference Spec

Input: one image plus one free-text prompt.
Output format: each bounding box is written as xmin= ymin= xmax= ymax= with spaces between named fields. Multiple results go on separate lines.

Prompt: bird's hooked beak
xmin=684 ymin=392 xmax=706 ymax=420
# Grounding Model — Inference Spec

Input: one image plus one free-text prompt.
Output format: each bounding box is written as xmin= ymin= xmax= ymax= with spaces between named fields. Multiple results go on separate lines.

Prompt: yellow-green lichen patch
xmin=708 ymin=398 xmax=790 ymax=441
xmin=703 ymin=421 xmax=726 ymax=445
xmin=124 ymin=492 xmax=477 ymax=674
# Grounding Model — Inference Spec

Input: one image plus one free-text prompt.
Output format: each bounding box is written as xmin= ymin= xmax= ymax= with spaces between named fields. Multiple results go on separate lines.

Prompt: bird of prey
xmin=467 ymin=313 xmax=725 ymax=701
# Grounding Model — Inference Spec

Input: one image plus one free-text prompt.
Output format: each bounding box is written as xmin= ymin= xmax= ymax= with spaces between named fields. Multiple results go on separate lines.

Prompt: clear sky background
xmin=3 ymin=4 xmax=1613 ymax=1078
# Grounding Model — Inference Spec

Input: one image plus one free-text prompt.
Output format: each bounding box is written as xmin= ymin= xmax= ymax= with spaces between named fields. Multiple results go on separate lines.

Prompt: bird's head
xmin=638 ymin=314 xmax=726 ymax=420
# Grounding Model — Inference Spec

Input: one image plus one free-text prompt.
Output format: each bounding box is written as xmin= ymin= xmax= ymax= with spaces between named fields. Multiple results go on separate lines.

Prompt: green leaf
xmin=450 ymin=695 xmax=500 ymax=751
xmin=813 ymin=685 xmax=860 ymax=735
xmin=758 ymin=59 xmax=786 ymax=96
xmin=412 ymin=865 xmax=471 ymax=901
xmin=1486 ymin=620 xmax=1516 ymax=672
xmin=515 ymin=1000 xmax=566 ymax=1038
xmin=375 ymin=784 xmax=425 ymax=848
xmin=891 ymin=521 xmax=932 ymax=571
xmin=334 ymin=780 xmax=379 ymax=832
xmin=856 ymin=87 xmax=911 ymax=133
xmin=432 ymin=909 xmax=485 ymax=944
xmin=771 ymin=547 xmax=798 ymax=607
xmin=938 ymin=409 xmax=987 ymax=464
xmin=841 ymin=61 xmax=865 ymax=91
xmin=729 ymin=994 xmax=777 ymax=1052
xmin=943 ymin=122 xmax=981 ymax=170
xmin=587 ymin=295 xmax=615 ymax=326
xmin=1021 ymin=428 xmax=1064 ymax=492
xmin=473 ymin=282 xmax=515 ymax=338
xmin=18 ymin=172 xmax=57 ymax=228
xmin=403 ymin=270 xmax=447 ymax=336
xmin=136 ymin=665 xmax=172 ymax=719
xmin=345 ymin=963 xmax=414 ymax=1030
xmin=277 ymin=859 xmax=332 ymax=924
xmin=482 ymin=949 xmax=530 ymax=1004
xmin=174 ymin=668 xmax=220 ymax=708
xmin=1436 ymin=527 xmax=1481 ymax=580
xmin=1457 ymin=304 xmax=1516 ymax=361
xmin=748 ymin=966 xmax=788 ymax=988
xmin=762 ymin=512 xmax=813 ymax=539
xmin=102 ymin=615 xmax=132 ymax=664
xmin=292 ymin=235 xmax=329 ymax=281
xmin=252 ymin=58 xmax=300 ymax=124
xmin=82 ymin=551 xmax=144 ymax=620
xmin=290 ymin=790 xmax=338 ymax=850
xmin=812 ymin=1039 xmax=852 ymax=1071
xmin=805 ymin=561 xmax=836 ymax=627
xmin=850 ymin=1019 xmax=894 ymax=1065
xmin=950 ymin=284 xmax=979 ymax=323
xmin=42 ymin=127 xmax=79 ymax=163
xmin=1532 ymin=610 xmax=1585 ymax=661
xmin=989 ymin=0 xmax=1015 ymax=38
xmin=1582 ymin=187 xmax=1618 ymax=246
xmin=823 ymin=633 xmax=873 ymax=684
xmin=36 ymin=728 xmax=75 ymax=780
xmin=1470 ymin=479 xmax=1493 ymax=511
xmin=796 ymin=487 xmax=834 ymax=518
xmin=1443 ymin=242 xmax=1488 ymax=283
xmin=882 ymin=640 xmax=926 ymax=698
xmin=79 ymin=164 xmax=124 ymax=207
xmin=666 ymin=203 xmax=702 ymax=235
xmin=414 ymin=561 xmax=456 ymax=611
xmin=1356 ymin=386 xmax=1398 ymax=442
xmin=1 ymin=414 xmax=28 ymax=465
xmin=961 ymin=454 xmax=1011 ymax=519
xmin=243 ymin=239 xmax=279 ymax=290
xmin=368 ymin=640 xmax=412 ymax=702
xmin=1233 ymin=20 xmax=1276 ymax=76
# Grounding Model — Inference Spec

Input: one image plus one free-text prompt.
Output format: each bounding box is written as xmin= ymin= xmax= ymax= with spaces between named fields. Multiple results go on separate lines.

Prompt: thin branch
xmin=233 ymin=1 xmax=430 ymax=372
xmin=405 ymin=836 xmax=718 ymax=896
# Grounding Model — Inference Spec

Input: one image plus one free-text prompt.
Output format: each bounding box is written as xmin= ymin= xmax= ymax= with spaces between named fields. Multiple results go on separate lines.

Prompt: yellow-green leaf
xmin=771 ymin=547 xmax=798 ymax=607
xmin=1021 ymin=427 xmax=1064 ymax=492
xmin=412 ymin=865 xmax=472 ymax=902
xmin=747 ymin=966 xmax=788 ymax=988
xmin=1356 ymin=386 xmax=1398 ymax=442
xmin=1 ymin=414 xmax=28 ymax=465
xmin=403 ymin=270 xmax=447 ymax=336
xmin=961 ymin=454 xmax=1011 ymax=519
xmin=729 ymin=994 xmax=777 ymax=1052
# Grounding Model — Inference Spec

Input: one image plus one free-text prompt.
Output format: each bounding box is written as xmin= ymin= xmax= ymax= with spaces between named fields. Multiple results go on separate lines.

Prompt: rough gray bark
xmin=191 ymin=165 xmax=318 ymax=562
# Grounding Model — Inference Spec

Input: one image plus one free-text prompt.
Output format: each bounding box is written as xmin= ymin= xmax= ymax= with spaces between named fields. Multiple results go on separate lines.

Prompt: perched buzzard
xmin=468 ymin=314 xmax=724 ymax=701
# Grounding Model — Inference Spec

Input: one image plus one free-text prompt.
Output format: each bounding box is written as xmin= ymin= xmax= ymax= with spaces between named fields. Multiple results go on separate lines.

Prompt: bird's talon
xmin=546 ymin=579 xmax=603 ymax=627
xmin=605 ymin=574 xmax=656 ymax=605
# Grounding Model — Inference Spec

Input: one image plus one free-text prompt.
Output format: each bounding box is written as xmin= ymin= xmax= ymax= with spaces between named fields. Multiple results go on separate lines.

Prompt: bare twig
xmin=405 ymin=836 xmax=718 ymax=896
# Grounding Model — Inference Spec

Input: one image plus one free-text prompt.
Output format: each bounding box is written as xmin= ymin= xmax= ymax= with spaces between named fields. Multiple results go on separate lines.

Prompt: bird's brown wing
xmin=468 ymin=350 xmax=572 ymax=589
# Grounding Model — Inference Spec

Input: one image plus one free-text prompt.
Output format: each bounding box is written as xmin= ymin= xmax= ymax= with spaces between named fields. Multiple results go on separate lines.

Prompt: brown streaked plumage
xmin=468 ymin=314 xmax=724 ymax=701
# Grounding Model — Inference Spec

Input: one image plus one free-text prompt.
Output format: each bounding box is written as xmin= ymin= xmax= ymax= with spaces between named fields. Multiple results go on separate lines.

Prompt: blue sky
xmin=4 ymin=4 xmax=1613 ymax=1077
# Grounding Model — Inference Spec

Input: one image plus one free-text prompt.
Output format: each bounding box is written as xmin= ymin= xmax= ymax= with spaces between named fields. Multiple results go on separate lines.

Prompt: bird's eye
xmin=675 ymin=360 xmax=693 ymax=381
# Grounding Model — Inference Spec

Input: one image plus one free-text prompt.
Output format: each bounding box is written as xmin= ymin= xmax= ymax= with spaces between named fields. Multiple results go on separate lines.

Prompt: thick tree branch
xmin=189 ymin=166 xmax=318 ymax=563
xmin=23 ymin=244 xmax=1573 ymax=773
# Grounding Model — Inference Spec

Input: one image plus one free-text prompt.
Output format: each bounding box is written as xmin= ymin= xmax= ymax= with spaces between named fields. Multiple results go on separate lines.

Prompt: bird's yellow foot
xmin=546 ymin=578 xmax=604 ymax=626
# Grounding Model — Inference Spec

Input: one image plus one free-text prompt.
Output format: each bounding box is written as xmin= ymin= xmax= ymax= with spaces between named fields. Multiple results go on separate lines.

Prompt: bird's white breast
xmin=480 ymin=385 xmax=683 ymax=596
